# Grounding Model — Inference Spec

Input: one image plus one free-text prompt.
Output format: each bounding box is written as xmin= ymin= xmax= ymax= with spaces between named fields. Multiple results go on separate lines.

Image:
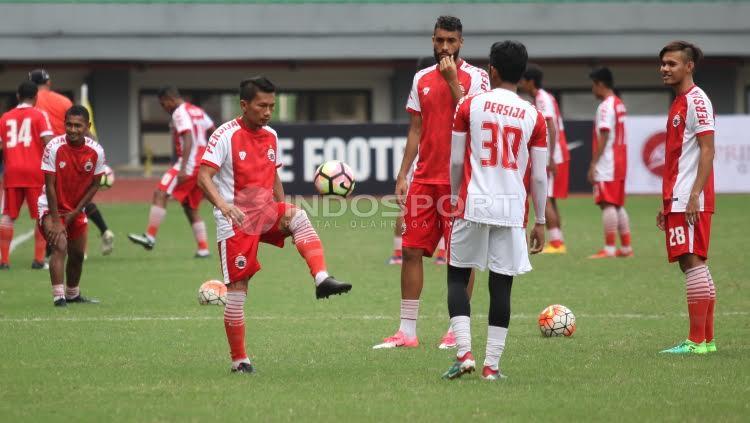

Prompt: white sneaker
xmin=101 ymin=230 xmax=115 ymax=256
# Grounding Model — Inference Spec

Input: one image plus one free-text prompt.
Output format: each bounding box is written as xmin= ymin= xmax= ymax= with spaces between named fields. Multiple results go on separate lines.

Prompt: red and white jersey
xmin=40 ymin=135 xmax=105 ymax=214
xmin=534 ymin=89 xmax=569 ymax=164
xmin=406 ymin=60 xmax=489 ymax=185
xmin=201 ymin=118 xmax=282 ymax=242
xmin=0 ymin=104 xmax=53 ymax=187
xmin=663 ymin=85 xmax=715 ymax=213
xmin=171 ymin=102 xmax=215 ymax=175
xmin=592 ymin=95 xmax=627 ymax=182
xmin=452 ymin=88 xmax=547 ymax=227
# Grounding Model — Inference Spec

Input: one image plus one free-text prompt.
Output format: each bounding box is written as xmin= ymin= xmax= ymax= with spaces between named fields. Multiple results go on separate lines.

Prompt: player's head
xmin=488 ymin=40 xmax=528 ymax=88
xmin=239 ymin=76 xmax=275 ymax=129
xmin=589 ymin=67 xmax=614 ymax=99
xmin=432 ymin=16 xmax=463 ymax=63
xmin=29 ymin=68 xmax=51 ymax=88
xmin=518 ymin=63 xmax=543 ymax=94
xmin=659 ymin=40 xmax=703 ymax=88
xmin=157 ymin=85 xmax=182 ymax=113
xmin=17 ymin=81 xmax=39 ymax=105
xmin=64 ymin=105 xmax=91 ymax=143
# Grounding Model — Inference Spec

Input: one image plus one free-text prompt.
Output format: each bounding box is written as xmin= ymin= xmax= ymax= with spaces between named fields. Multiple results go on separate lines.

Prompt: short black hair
xmin=522 ymin=64 xmax=543 ymax=88
xmin=659 ymin=40 xmax=704 ymax=66
xmin=65 ymin=105 xmax=90 ymax=122
xmin=17 ymin=81 xmax=38 ymax=100
xmin=434 ymin=16 xmax=462 ymax=34
xmin=29 ymin=69 xmax=50 ymax=85
xmin=489 ymin=40 xmax=528 ymax=84
xmin=589 ymin=67 xmax=614 ymax=89
xmin=157 ymin=85 xmax=181 ymax=99
xmin=239 ymin=76 xmax=276 ymax=102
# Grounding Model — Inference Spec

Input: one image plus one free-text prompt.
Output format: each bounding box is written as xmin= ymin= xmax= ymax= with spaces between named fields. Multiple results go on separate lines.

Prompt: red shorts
xmin=402 ymin=182 xmax=451 ymax=257
xmin=548 ymin=162 xmax=569 ymax=199
xmin=39 ymin=212 xmax=88 ymax=241
xmin=217 ymin=202 xmax=290 ymax=283
xmin=157 ymin=166 xmax=203 ymax=209
xmin=593 ymin=180 xmax=625 ymax=207
xmin=2 ymin=187 xmax=42 ymax=220
xmin=664 ymin=212 xmax=712 ymax=263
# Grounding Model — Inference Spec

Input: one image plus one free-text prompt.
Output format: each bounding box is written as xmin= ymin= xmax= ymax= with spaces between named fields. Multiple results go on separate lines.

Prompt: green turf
xmin=1 ymin=195 xmax=748 ymax=422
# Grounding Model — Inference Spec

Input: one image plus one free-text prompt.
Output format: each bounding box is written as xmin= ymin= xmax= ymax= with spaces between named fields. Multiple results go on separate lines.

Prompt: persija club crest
xmin=84 ymin=160 xmax=93 ymax=172
xmin=235 ymin=255 xmax=247 ymax=269
xmin=239 ymin=151 xmax=247 ymax=160
xmin=267 ymin=147 xmax=275 ymax=163
xmin=422 ymin=87 xmax=430 ymax=96
xmin=672 ymin=114 xmax=681 ymax=127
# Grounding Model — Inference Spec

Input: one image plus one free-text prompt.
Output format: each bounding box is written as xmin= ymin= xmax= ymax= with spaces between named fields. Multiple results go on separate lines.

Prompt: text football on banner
xmin=625 ymin=115 xmax=750 ymax=194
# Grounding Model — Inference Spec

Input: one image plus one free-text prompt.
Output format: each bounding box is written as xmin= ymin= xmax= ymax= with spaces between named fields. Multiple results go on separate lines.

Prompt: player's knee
xmin=284 ymin=207 xmax=307 ymax=232
xmin=402 ymin=247 xmax=423 ymax=261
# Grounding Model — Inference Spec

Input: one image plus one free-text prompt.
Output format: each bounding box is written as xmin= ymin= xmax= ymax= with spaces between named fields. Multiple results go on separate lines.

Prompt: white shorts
xmin=449 ymin=218 xmax=532 ymax=276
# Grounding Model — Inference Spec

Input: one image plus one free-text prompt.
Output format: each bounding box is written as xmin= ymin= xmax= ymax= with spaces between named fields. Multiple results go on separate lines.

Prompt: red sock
xmin=192 ymin=221 xmax=209 ymax=251
xmin=146 ymin=205 xmax=166 ymax=238
xmin=706 ymin=268 xmax=716 ymax=342
xmin=0 ymin=217 xmax=13 ymax=265
xmin=685 ymin=266 xmax=711 ymax=343
xmin=290 ymin=211 xmax=326 ymax=277
xmin=224 ymin=290 xmax=247 ymax=361
xmin=33 ymin=224 xmax=46 ymax=262
xmin=620 ymin=233 xmax=631 ymax=248
xmin=602 ymin=206 xmax=617 ymax=248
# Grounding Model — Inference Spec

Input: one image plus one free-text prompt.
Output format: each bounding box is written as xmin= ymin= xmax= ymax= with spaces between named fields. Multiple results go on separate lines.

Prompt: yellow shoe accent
xmin=542 ymin=244 xmax=567 ymax=254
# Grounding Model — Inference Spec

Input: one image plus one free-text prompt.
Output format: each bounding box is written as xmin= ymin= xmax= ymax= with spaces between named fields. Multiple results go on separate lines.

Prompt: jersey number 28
xmin=480 ymin=122 xmax=522 ymax=170
xmin=4 ymin=118 xmax=33 ymax=148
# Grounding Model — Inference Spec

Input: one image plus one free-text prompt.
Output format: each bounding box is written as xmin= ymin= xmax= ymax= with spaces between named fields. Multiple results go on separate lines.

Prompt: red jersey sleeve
xmin=529 ymin=110 xmax=548 ymax=150
xmin=172 ymin=106 xmax=192 ymax=135
xmin=201 ymin=130 xmax=227 ymax=170
xmin=452 ymin=96 xmax=472 ymax=134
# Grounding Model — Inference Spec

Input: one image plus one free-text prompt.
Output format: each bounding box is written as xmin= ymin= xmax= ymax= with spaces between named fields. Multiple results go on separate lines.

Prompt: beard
xmin=434 ymin=48 xmax=460 ymax=64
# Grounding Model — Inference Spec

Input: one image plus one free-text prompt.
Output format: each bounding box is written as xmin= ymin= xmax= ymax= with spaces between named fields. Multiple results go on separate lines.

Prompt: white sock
xmin=484 ymin=326 xmax=509 ymax=371
xmin=52 ymin=284 xmax=65 ymax=301
xmin=314 ymin=271 xmax=329 ymax=286
xmin=450 ymin=315 xmax=471 ymax=358
xmin=549 ymin=227 xmax=562 ymax=242
xmin=393 ymin=236 xmax=402 ymax=252
xmin=437 ymin=237 xmax=446 ymax=251
xmin=232 ymin=357 xmax=251 ymax=368
xmin=65 ymin=286 xmax=80 ymax=299
xmin=399 ymin=299 xmax=419 ymax=338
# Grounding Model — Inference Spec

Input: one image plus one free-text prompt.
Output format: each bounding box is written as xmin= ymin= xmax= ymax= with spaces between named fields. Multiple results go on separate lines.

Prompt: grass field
xmin=1 ymin=195 xmax=748 ymax=422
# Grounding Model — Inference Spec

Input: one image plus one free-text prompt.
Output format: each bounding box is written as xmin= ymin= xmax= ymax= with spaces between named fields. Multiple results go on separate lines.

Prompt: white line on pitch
xmin=9 ymin=229 xmax=34 ymax=253
xmin=0 ymin=311 xmax=746 ymax=324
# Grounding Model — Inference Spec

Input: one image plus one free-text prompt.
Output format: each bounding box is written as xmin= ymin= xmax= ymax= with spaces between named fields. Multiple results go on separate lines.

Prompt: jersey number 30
xmin=480 ymin=122 xmax=522 ymax=170
xmin=4 ymin=118 xmax=33 ymax=148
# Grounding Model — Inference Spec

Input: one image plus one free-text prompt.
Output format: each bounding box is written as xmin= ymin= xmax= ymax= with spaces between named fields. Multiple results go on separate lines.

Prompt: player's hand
xmin=177 ymin=170 xmax=189 ymax=184
xmin=46 ymin=219 xmax=67 ymax=248
xmin=529 ymin=223 xmax=545 ymax=254
xmin=587 ymin=166 xmax=595 ymax=185
xmin=439 ymin=56 xmax=458 ymax=84
xmin=656 ymin=211 xmax=666 ymax=231
xmin=395 ymin=176 xmax=409 ymax=206
xmin=221 ymin=204 xmax=246 ymax=226
xmin=686 ymin=194 xmax=700 ymax=226
xmin=547 ymin=162 xmax=557 ymax=176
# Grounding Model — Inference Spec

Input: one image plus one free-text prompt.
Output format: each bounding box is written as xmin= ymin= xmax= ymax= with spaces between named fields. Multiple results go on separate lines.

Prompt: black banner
xmin=273 ymin=121 xmax=594 ymax=195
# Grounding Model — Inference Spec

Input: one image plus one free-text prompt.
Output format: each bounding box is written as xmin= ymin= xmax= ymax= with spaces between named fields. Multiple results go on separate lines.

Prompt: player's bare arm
xmin=41 ymin=135 xmax=52 ymax=145
xmin=395 ymin=112 xmax=421 ymax=204
xmin=545 ymin=117 xmax=557 ymax=174
xmin=43 ymin=172 xmax=66 ymax=247
xmin=197 ymin=164 xmax=245 ymax=225
xmin=178 ymin=132 xmax=194 ymax=182
xmin=686 ymin=133 xmax=715 ymax=225
xmin=588 ymin=130 xmax=608 ymax=184
xmin=656 ymin=211 xmax=666 ymax=231
xmin=65 ymin=175 xmax=102 ymax=226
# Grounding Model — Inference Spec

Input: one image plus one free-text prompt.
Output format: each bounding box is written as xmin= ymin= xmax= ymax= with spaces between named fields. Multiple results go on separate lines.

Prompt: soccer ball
xmin=538 ymin=304 xmax=576 ymax=337
xmin=99 ymin=165 xmax=115 ymax=190
xmin=313 ymin=160 xmax=355 ymax=197
xmin=198 ymin=280 xmax=227 ymax=306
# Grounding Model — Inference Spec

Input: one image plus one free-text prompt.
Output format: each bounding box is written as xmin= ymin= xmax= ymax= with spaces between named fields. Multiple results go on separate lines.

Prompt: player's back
xmin=454 ymin=88 xmax=546 ymax=227
xmin=0 ymin=105 xmax=53 ymax=187
xmin=36 ymin=89 xmax=73 ymax=136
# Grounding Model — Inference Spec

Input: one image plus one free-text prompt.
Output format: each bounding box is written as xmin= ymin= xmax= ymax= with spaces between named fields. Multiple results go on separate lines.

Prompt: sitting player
xmin=39 ymin=105 xmax=105 ymax=306
xmin=197 ymin=76 xmax=352 ymax=374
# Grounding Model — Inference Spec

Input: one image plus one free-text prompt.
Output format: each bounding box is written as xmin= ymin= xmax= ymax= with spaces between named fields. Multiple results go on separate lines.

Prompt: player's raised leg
xmin=128 ymin=189 xmax=167 ymax=250
xmin=85 ymin=203 xmax=115 ymax=256
xmin=183 ymin=203 xmax=210 ymax=258
xmin=442 ymin=265 xmax=475 ymax=379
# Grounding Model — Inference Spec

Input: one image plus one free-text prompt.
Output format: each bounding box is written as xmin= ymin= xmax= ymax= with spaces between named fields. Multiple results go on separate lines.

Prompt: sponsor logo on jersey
xmin=84 ymin=160 xmax=93 ymax=172
xmin=267 ymin=147 xmax=275 ymax=163
xmin=59 ymin=161 xmax=66 ymax=169
xmin=422 ymin=87 xmax=430 ymax=96
xmin=239 ymin=151 xmax=246 ymax=161
xmin=672 ymin=114 xmax=681 ymax=127
xmin=235 ymin=255 xmax=247 ymax=269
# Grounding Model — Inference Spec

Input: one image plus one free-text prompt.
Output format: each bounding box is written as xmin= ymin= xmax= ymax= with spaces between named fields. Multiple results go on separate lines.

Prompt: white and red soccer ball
xmin=313 ymin=160 xmax=355 ymax=197
xmin=198 ymin=280 xmax=227 ymax=306
xmin=538 ymin=304 xmax=576 ymax=337
xmin=99 ymin=165 xmax=115 ymax=190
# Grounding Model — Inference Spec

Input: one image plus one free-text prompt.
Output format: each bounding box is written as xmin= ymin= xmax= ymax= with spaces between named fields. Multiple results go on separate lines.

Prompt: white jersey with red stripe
xmin=452 ymin=88 xmax=547 ymax=227
xmin=201 ymin=118 xmax=282 ymax=242
xmin=534 ymin=89 xmax=569 ymax=164
xmin=663 ymin=85 xmax=715 ymax=213
xmin=593 ymin=95 xmax=627 ymax=182
xmin=171 ymin=102 xmax=215 ymax=175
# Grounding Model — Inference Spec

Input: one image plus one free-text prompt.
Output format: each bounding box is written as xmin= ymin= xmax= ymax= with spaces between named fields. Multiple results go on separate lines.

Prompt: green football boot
xmin=660 ymin=339 xmax=708 ymax=355
xmin=441 ymin=352 xmax=475 ymax=380
xmin=705 ymin=340 xmax=717 ymax=353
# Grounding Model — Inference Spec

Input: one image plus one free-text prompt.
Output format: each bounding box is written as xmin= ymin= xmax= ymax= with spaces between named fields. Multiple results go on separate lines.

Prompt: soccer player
xmin=519 ymin=65 xmax=570 ymax=253
xmin=587 ymin=67 xmax=632 ymax=259
xmin=443 ymin=40 xmax=547 ymax=380
xmin=30 ymin=69 xmax=114 ymax=256
xmin=128 ymin=86 xmax=215 ymax=257
xmin=39 ymin=105 xmax=105 ymax=306
xmin=375 ymin=16 xmax=489 ymax=350
xmin=0 ymin=81 xmax=54 ymax=269
xmin=197 ymin=76 xmax=352 ymax=373
xmin=657 ymin=41 xmax=717 ymax=355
